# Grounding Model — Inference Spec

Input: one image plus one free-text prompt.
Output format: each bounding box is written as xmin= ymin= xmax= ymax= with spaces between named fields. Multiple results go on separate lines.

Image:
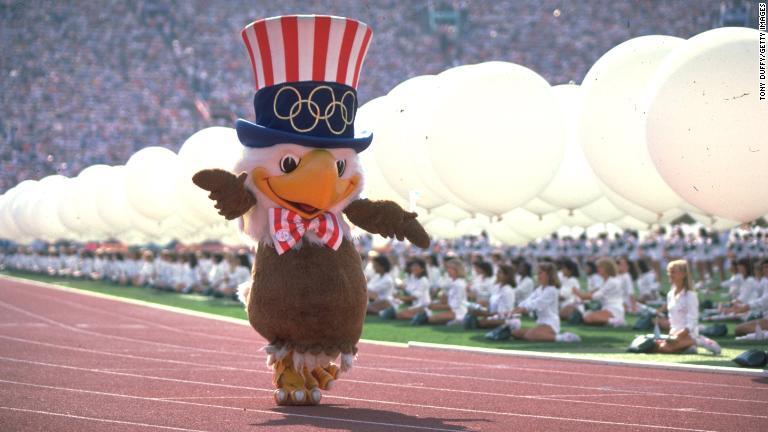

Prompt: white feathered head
xmin=233 ymin=143 xmax=364 ymax=244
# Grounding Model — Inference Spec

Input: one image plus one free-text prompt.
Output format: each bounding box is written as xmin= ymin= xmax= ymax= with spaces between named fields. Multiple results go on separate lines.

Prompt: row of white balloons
xmin=355 ymin=26 xmax=765 ymax=242
xmin=0 ymin=127 xmax=248 ymax=246
xmin=0 ymin=27 xmax=764 ymax=247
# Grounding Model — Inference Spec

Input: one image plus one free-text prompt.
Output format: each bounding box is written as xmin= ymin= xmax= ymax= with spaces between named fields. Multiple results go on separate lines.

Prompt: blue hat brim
xmin=236 ymin=119 xmax=372 ymax=153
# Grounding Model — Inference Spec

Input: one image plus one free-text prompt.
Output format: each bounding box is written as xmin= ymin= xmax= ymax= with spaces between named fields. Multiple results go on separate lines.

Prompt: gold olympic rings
xmin=273 ymin=85 xmax=356 ymax=135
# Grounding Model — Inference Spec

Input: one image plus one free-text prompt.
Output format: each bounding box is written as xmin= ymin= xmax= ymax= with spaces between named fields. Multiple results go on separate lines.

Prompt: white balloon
xmin=424 ymin=217 xmax=461 ymax=239
xmin=430 ymin=203 xmax=472 ymax=223
xmin=178 ymin=127 xmax=243 ymax=225
xmin=579 ymin=197 xmax=624 ymax=223
xmin=409 ymin=80 xmax=475 ymax=211
xmin=373 ymin=76 xmax=446 ymax=210
xmin=12 ymin=180 xmax=42 ymax=238
xmin=413 ymin=206 xmax=435 ymax=226
xmin=600 ymin=182 xmax=659 ymax=224
xmin=555 ymin=209 xmax=595 ymax=228
xmin=359 ymin=147 xmax=408 ymax=207
xmin=74 ymin=165 xmax=115 ymax=238
xmin=427 ymin=62 xmax=566 ymax=215
xmin=1 ymin=185 xmax=33 ymax=242
xmin=500 ymin=208 xmax=562 ymax=240
xmin=580 ymin=35 xmax=686 ymax=213
xmin=688 ymin=212 xmax=740 ymax=231
xmin=539 ymin=85 xmax=601 ymax=209
xmin=523 ymin=198 xmax=559 ymax=217
xmin=57 ymin=178 xmax=89 ymax=237
xmin=126 ymin=147 xmax=182 ymax=221
xmin=646 ymin=27 xmax=768 ymax=222
xmin=96 ymin=166 xmax=135 ymax=234
xmin=486 ymin=221 xmax=530 ymax=246
xmin=658 ymin=208 xmax=686 ymax=225
xmin=30 ymin=175 xmax=70 ymax=241
xmin=456 ymin=214 xmax=491 ymax=237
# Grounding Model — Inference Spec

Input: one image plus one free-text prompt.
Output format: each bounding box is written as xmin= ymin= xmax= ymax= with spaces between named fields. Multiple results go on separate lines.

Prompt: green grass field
xmin=3 ymin=269 xmax=766 ymax=369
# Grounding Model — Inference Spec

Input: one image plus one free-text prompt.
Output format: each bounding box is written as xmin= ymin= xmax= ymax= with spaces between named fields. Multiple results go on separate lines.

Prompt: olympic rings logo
xmin=273 ymin=85 xmax=356 ymax=135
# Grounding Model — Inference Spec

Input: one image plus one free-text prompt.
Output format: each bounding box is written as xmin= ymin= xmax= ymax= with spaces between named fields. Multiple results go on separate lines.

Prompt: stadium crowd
xmin=3 ymin=225 xmax=767 ymax=353
xmin=1 ymin=0 xmax=728 ymax=193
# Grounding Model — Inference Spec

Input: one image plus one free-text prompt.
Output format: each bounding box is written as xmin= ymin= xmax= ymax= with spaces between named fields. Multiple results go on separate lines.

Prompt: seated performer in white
xmin=653 ymin=260 xmax=720 ymax=354
xmin=366 ymin=255 xmax=396 ymax=315
xmin=424 ymin=259 xmax=468 ymax=325
xmin=506 ymin=262 xmax=561 ymax=342
xmin=573 ymin=258 xmax=626 ymax=327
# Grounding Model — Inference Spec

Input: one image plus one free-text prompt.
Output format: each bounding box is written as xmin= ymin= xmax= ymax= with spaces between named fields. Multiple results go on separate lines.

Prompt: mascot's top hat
xmin=237 ymin=15 xmax=373 ymax=152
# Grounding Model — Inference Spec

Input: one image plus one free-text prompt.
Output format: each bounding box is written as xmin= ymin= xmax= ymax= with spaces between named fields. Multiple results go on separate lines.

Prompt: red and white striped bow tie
xmin=268 ymin=208 xmax=345 ymax=255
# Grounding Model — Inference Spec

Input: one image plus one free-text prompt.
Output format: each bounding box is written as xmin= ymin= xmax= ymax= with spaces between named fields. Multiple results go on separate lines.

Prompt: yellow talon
xmin=311 ymin=366 xmax=335 ymax=391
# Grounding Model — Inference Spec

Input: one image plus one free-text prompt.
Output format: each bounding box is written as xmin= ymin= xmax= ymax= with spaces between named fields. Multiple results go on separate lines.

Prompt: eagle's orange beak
xmin=252 ymin=149 xmax=359 ymax=219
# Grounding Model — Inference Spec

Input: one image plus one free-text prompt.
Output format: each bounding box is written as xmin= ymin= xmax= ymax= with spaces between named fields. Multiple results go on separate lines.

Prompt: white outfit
xmin=747 ymin=277 xmax=768 ymax=313
xmin=519 ymin=285 xmax=560 ymax=333
xmin=587 ymin=273 xmax=604 ymax=292
xmin=427 ymin=266 xmax=442 ymax=290
xmin=722 ymin=273 xmax=744 ymax=300
xmin=208 ymin=261 xmax=231 ymax=290
xmin=488 ymin=283 xmax=515 ymax=316
xmin=226 ymin=265 xmax=251 ymax=291
xmin=592 ymin=276 xmax=625 ymax=324
xmin=138 ymin=260 xmax=156 ymax=284
xmin=559 ymin=276 xmax=580 ymax=306
xmin=367 ymin=273 xmax=396 ymax=305
xmin=515 ymin=276 xmax=534 ymax=306
xmin=404 ymin=275 xmax=431 ymax=308
xmin=197 ymin=258 xmax=214 ymax=286
xmin=618 ymin=273 xmax=634 ymax=305
xmin=667 ymin=288 xmax=699 ymax=337
xmin=470 ymin=275 xmax=494 ymax=303
xmin=444 ymin=278 xmax=468 ymax=320
xmin=737 ymin=277 xmax=760 ymax=305
xmin=636 ymin=271 xmax=660 ymax=298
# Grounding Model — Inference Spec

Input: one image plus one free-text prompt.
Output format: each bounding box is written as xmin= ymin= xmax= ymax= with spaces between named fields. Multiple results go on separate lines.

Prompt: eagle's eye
xmin=336 ymin=159 xmax=346 ymax=177
xmin=280 ymin=155 xmax=299 ymax=174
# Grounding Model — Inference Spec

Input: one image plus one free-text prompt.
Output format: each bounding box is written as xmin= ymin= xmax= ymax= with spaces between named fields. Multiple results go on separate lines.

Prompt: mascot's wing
xmin=192 ymin=169 xmax=257 ymax=220
xmin=344 ymin=199 xmax=430 ymax=249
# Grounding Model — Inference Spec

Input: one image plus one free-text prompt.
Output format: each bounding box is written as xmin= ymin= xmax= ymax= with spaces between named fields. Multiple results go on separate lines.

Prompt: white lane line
xmin=1 ymin=354 xmax=765 ymax=421
xmin=157 ymin=396 xmax=257 ymax=400
xmin=6 ymin=284 xmax=249 ymax=344
xmin=540 ymin=393 xmax=646 ymax=399
xmin=0 ymin=322 xmax=48 ymax=327
xmin=3 ymin=276 xmax=762 ymax=390
xmin=352 ymin=365 xmax=768 ymax=405
xmin=102 ymin=368 xmax=226 ymax=373
xmin=1 ymin=304 xmax=761 ymax=410
xmin=327 ymin=394 xmax=724 ymax=432
xmin=0 ymin=379 xmax=465 ymax=432
xmin=0 ymin=299 xmax=263 ymax=359
xmin=0 ymin=406 xmax=212 ymax=432
xmin=0 ymin=334 xmax=260 ymax=373
xmin=1 ymin=334 xmax=766 ymax=408
xmin=365 ymin=352 xmax=766 ymax=390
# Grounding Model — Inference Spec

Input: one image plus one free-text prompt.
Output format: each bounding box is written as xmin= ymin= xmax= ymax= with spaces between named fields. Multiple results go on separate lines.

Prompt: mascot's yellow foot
xmin=272 ymin=357 xmax=326 ymax=406
xmin=311 ymin=366 xmax=336 ymax=391
xmin=325 ymin=363 xmax=340 ymax=380
xmin=303 ymin=367 xmax=323 ymax=405
xmin=273 ymin=358 xmax=306 ymax=405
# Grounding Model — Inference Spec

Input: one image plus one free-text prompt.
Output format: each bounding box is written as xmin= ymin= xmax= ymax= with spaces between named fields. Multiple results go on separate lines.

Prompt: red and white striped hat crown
xmin=241 ymin=15 xmax=373 ymax=90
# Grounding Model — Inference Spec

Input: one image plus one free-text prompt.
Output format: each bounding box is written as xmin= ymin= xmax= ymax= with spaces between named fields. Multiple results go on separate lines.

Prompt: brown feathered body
xmin=247 ymin=237 xmax=367 ymax=357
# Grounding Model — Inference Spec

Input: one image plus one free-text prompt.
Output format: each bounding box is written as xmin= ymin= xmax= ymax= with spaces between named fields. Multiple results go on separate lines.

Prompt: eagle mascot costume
xmin=192 ymin=15 xmax=430 ymax=406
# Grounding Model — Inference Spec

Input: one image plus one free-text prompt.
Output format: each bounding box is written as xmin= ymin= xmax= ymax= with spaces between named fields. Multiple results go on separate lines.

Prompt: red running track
xmin=0 ymin=275 xmax=766 ymax=432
